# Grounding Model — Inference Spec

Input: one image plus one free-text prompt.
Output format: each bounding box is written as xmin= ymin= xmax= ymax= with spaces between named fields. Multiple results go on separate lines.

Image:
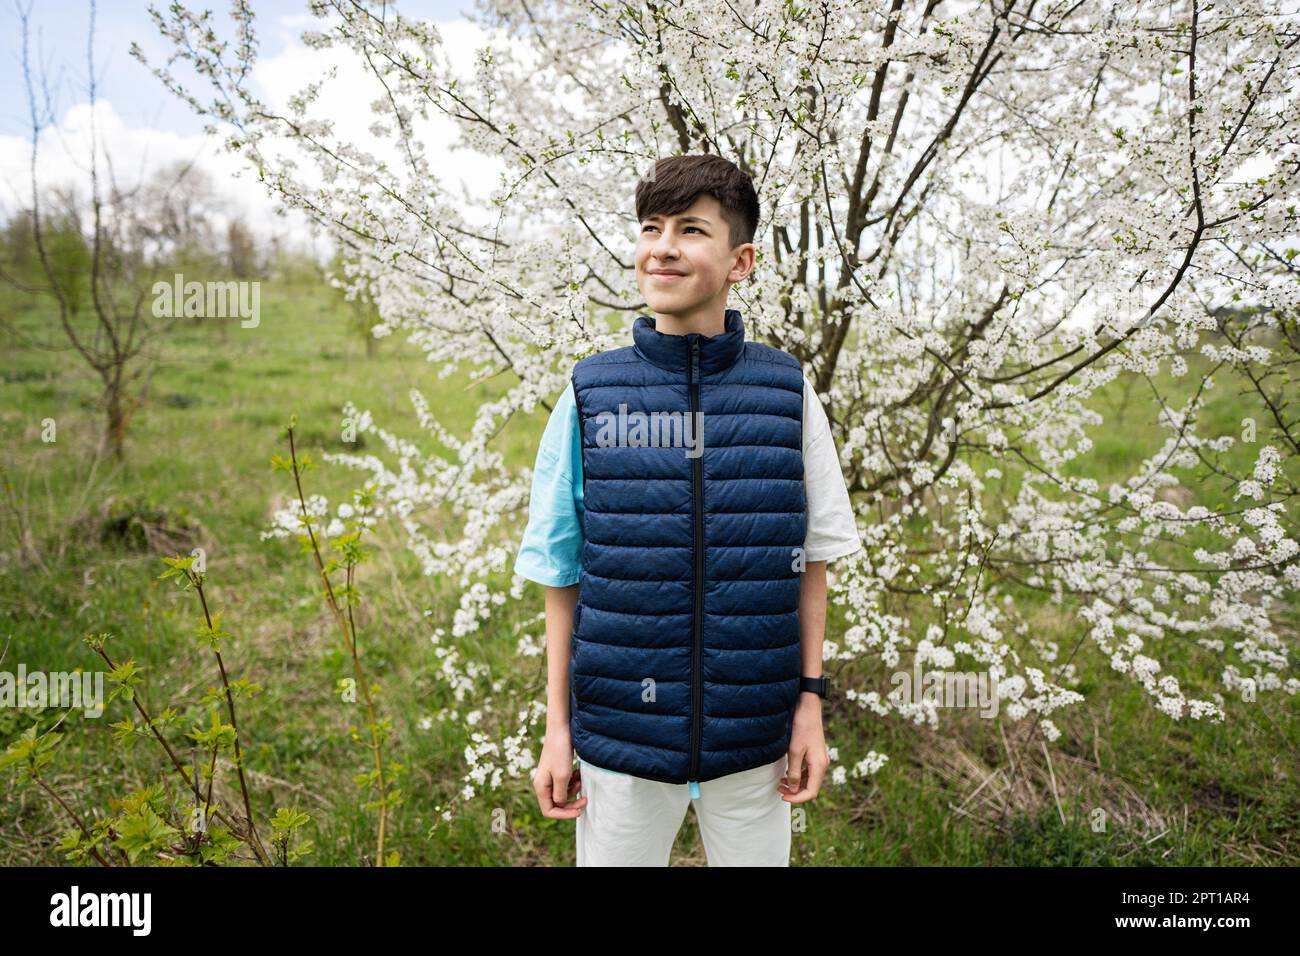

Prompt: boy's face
xmin=636 ymin=193 xmax=754 ymax=325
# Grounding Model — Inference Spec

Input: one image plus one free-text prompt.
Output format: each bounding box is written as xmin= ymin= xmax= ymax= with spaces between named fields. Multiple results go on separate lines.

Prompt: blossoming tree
xmin=136 ymin=0 xmax=1299 ymax=817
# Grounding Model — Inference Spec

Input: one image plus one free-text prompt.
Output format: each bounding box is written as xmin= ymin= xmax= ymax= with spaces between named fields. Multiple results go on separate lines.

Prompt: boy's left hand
xmin=779 ymin=695 xmax=828 ymax=802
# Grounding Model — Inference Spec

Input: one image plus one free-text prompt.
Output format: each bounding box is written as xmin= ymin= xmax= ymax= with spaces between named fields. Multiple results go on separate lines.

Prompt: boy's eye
xmin=641 ymin=225 xmax=703 ymax=234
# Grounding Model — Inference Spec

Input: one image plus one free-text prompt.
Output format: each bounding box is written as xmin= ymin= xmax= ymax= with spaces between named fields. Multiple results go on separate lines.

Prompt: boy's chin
xmin=643 ymin=291 xmax=703 ymax=316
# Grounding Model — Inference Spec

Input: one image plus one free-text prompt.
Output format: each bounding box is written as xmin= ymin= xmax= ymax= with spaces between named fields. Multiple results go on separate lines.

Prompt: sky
xmin=0 ymin=0 xmax=506 ymax=257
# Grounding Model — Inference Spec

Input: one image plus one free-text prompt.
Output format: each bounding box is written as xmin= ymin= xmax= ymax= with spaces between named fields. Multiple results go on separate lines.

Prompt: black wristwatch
xmin=800 ymin=675 xmax=829 ymax=699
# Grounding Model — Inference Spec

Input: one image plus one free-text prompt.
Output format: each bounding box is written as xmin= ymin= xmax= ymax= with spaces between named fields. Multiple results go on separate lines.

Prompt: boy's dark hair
xmin=635 ymin=154 xmax=760 ymax=251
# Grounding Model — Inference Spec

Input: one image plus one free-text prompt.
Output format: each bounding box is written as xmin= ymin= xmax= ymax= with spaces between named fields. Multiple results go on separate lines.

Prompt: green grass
xmin=0 ymin=274 xmax=544 ymax=865
xmin=0 ymin=278 xmax=1296 ymax=865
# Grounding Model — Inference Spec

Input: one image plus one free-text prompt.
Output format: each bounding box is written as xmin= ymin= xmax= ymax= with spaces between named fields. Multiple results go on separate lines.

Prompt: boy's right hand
xmin=533 ymin=730 xmax=587 ymax=819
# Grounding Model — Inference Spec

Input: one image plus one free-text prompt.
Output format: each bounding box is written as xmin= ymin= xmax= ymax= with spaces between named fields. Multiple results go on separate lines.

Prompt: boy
xmin=514 ymin=154 xmax=861 ymax=866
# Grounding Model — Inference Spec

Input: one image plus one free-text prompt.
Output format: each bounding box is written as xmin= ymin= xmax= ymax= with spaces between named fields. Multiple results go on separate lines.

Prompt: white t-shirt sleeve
xmin=801 ymin=373 xmax=863 ymax=563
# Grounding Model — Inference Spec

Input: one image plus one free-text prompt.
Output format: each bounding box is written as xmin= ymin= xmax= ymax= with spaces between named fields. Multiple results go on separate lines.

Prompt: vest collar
xmin=632 ymin=307 xmax=746 ymax=376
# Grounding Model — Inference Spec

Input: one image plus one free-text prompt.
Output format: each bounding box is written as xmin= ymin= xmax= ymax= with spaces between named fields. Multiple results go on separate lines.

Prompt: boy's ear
xmin=730 ymin=243 xmax=756 ymax=282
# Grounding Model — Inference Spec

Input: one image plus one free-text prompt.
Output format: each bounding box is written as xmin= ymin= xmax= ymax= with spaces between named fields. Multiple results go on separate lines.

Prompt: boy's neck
xmin=651 ymin=304 xmax=728 ymax=338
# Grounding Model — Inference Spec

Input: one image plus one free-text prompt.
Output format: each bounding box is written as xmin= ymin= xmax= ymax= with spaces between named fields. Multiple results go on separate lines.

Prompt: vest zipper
xmin=688 ymin=336 xmax=703 ymax=786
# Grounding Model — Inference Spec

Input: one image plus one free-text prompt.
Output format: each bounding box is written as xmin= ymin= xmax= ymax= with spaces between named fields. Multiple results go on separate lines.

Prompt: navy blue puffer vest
xmin=569 ymin=307 xmax=806 ymax=785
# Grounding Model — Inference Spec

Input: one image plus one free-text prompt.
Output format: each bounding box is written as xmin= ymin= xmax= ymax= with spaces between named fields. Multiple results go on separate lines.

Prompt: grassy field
xmin=1 ymin=273 xmax=1296 ymax=865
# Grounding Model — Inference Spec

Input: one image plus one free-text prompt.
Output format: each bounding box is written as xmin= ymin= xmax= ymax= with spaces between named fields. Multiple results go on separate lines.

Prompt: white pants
xmin=574 ymin=754 xmax=791 ymax=866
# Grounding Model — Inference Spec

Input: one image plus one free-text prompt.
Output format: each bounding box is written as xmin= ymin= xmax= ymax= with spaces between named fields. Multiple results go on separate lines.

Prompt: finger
xmin=785 ymin=746 xmax=807 ymax=785
xmin=803 ymin=753 xmax=828 ymax=798
xmin=781 ymin=766 xmax=815 ymax=802
xmin=538 ymin=783 xmax=585 ymax=819
xmin=780 ymin=748 xmax=805 ymax=791
xmin=535 ymin=770 xmax=557 ymax=813
xmin=564 ymin=768 xmax=587 ymax=812
xmin=552 ymin=771 xmax=572 ymax=808
xmin=785 ymin=751 xmax=828 ymax=802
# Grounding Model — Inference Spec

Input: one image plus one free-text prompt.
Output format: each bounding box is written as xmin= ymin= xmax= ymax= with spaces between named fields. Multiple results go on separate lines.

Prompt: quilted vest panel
xmin=569 ymin=308 xmax=806 ymax=784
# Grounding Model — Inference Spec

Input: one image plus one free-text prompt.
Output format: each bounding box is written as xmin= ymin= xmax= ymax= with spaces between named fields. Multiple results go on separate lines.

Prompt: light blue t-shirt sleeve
xmin=513 ymin=380 xmax=584 ymax=587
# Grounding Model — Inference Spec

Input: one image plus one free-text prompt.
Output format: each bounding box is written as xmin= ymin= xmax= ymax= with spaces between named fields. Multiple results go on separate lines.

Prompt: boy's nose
xmin=651 ymin=237 xmax=680 ymax=257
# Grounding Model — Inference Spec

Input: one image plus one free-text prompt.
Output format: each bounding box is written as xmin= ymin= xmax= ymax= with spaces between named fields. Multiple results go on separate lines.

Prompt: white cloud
xmin=0 ymin=88 xmax=326 ymax=256
xmin=0 ymin=10 xmax=520 ymax=258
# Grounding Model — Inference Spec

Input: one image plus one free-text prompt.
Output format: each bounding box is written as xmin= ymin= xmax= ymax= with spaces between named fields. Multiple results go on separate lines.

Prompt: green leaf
xmin=113 ymin=805 xmax=182 ymax=864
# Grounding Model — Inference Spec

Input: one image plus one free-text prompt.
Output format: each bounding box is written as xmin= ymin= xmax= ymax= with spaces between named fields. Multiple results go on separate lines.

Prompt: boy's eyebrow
xmin=642 ymin=214 xmax=713 ymax=225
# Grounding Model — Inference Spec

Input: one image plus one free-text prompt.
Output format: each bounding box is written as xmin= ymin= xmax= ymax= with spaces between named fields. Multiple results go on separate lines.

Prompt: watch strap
xmin=800 ymin=675 xmax=829 ymax=698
